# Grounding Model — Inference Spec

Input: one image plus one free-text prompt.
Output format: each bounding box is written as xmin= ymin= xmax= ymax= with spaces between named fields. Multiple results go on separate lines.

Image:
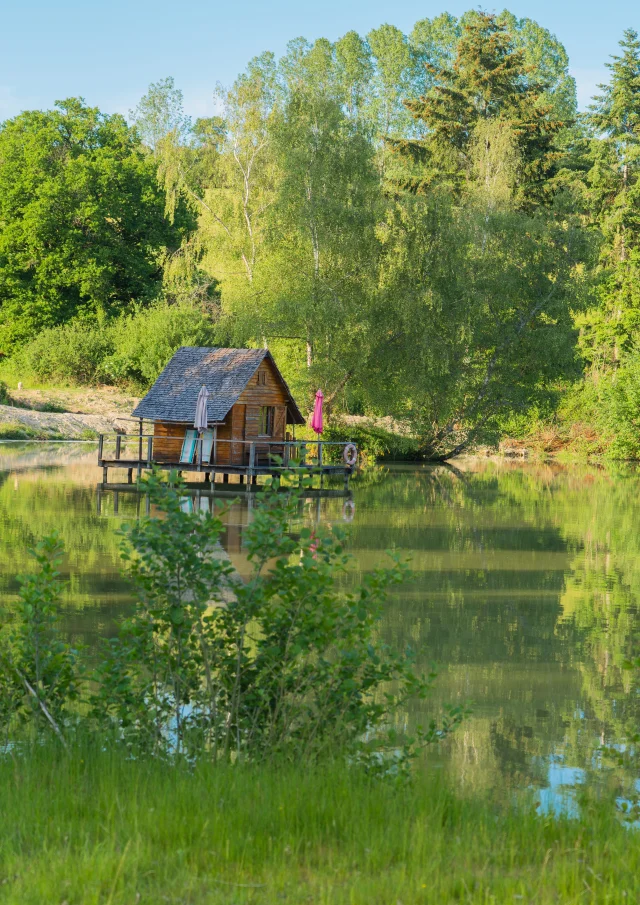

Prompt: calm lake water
xmin=2 ymin=443 xmax=639 ymax=805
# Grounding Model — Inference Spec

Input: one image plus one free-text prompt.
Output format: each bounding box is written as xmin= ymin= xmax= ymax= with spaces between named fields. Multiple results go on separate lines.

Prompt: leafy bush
xmin=13 ymin=319 xmax=114 ymax=384
xmin=1 ymin=472 xmax=462 ymax=769
xmin=0 ymin=534 xmax=82 ymax=744
xmin=320 ymin=420 xmax=422 ymax=464
xmin=101 ymin=302 xmax=216 ymax=388
xmin=0 ymin=423 xmax=59 ymax=440
xmin=600 ymin=355 xmax=640 ymax=460
xmin=92 ymin=471 xmax=457 ymax=767
xmin=10 ymin=303 xmax=216 ymax=390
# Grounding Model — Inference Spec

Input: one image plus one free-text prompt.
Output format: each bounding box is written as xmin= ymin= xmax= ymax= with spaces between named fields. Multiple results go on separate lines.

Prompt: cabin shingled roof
xmin=131 ymin=347 xmax=305 ymax=425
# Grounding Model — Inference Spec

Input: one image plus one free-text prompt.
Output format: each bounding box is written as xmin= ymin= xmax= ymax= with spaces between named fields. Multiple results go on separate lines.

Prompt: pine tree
xmin=581 ymin=29 xmax=640 ymax=369
xmin=391 ymin=12 xmax=566 ymax=206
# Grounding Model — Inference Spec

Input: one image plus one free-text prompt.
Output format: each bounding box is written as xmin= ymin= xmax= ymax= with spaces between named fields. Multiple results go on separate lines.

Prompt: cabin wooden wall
xmin=153 ymin=422 xmax=188 ymax=462
xmin=237 ymin=360 xmax=288 ymax=432
xmin=150 ymin=358 xmax=295 ymax=467
xmin=215 ymin=410 xmax=233 ymax=464
xmin=236 ymin=359 xmax=288 ymax=456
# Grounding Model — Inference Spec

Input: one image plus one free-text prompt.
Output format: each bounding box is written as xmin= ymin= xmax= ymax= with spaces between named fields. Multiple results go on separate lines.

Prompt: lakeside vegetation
xmin=0 ymin=463 xmax=639 ymax=892
xmin=3 ymin=742 xmax=640 ymax=904
xmin=3 ymin=464 xmax=640 ymax=902
xmin=0 ymin=10 xmax=639 ymax=459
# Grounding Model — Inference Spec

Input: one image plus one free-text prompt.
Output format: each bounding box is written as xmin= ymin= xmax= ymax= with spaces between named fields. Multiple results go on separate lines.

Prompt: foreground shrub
xmin=93 ymin=471 xmax=457 ymax=766
xmin=1 ymin=473 xmax=461 ymax=768
xmin=0 ymin=534 xmax=81 ymax=745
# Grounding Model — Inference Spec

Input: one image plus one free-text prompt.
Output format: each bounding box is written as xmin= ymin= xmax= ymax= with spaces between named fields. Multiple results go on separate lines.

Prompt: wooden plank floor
xmin=99 ymin=459 xmax=353 ymax=477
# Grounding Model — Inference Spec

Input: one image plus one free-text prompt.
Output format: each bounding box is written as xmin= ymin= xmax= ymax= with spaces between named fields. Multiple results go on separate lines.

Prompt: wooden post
xmin=136 ymin=420 xmax=143 ymax=480
xmin=223 ymin=473 xmax=229 ymax=484
xmin=127 ymin=468 xmax=133 ymax=484
xmin=147 ymin=436 xmax=152 ymax=468
xmin=113 ymin=492 xmax=119 ymax=515
xmin=115 ymin=434 xmax=121 ymax=461
xmin=318 ymin=441 xmax=323 ymax=467
xmin=213 ymin=425 xmax=218 ymax=465
xmin=197 ymin=436 xmax=203 ymax=470
xmin=239 ymin=474 xmax=244 ymax=484
xmin=248 ymin=441 xmax=256 ymax=476
xmin=204 ymin=472 xmax=211 ymax=483
xmin=98 ymin=433 xmax=104 ymax=464
xmin=301 ymin=443 xmax=307 ymax=466
xmin=102 ymin=465 xmax=108 ymax=484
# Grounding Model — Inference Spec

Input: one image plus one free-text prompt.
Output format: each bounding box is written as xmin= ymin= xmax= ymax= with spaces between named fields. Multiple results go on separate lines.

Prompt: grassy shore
xmin=0 ymin=743 xmax=636 ymax=904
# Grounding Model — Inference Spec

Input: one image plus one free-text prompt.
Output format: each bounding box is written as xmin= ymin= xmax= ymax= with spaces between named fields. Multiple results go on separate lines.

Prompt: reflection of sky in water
xmin=3 ymin=448 xmax=640 ymax=800
xmin=535 ymin=759 xmax=585 ymax=818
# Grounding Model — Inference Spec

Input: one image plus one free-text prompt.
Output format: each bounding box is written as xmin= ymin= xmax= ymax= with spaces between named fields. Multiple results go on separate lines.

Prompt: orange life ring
xmin=343 ymin=443 xmax=358 ymax=467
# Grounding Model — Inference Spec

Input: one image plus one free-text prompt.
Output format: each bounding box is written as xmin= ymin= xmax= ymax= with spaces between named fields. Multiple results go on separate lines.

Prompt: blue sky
xmin=0 ymin=0 xmax=637 ymax=121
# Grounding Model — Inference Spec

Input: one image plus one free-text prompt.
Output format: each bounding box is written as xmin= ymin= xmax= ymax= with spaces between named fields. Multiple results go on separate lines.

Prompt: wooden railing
xmin=98 ymin=434 xmax=356 ymax=473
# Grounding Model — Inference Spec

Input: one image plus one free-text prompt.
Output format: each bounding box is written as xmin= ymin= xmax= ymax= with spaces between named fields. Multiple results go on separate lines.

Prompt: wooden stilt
xmin=127 ymin=468 xmax=133 ymax=484
xmin=102 ymin=466 xmax=108 ymax=484
xmin=223 ymin=473 xmax=229 ymax=484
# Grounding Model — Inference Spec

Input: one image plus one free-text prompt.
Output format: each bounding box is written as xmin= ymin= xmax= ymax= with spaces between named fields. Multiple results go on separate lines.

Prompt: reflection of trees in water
xmin=3 ymin=456 xmax=640 ymax=793
xmin=0 ymin=463 xmax=131 ymax=648
xmin=349 ymin=463 xmax=640 ymax=790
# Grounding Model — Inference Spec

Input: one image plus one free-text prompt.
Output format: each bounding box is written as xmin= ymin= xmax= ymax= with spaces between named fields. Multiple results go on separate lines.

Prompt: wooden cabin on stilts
xmin=97 ymin=347 xmax=356 ymax=490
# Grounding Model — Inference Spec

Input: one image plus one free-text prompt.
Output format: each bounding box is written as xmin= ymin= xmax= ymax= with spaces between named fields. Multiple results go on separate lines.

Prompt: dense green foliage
xmin=1 ymin=471 xmax=457 ymax=767
xmin=391 ymin=12 xmax=566 ymax=205
xmin=1 ymin=11 xmax=640 ymax=458
xmin=0 ymin=100 xmax=191 ymax=349
xmin=12 ymin=302 xmax=216 ymax=388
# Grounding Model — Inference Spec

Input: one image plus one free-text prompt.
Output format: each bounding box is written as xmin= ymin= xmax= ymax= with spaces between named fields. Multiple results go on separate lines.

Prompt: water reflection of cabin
xmin=133 ymin=347 xmax=305 ymax=471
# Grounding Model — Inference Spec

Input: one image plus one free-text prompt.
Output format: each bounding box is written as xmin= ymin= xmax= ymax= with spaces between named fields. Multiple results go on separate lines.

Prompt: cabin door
xmin=273 ymin=406 xmax=286 ymax=439
xmin=231 ymin=405 xmax=246 ymax=465
xmin=271 ymin=406 xmax=286 ymax=462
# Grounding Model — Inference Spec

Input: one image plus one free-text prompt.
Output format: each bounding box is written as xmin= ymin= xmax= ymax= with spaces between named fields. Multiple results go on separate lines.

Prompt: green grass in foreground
xmin=0 ymin=743 xmax=636 ymax=904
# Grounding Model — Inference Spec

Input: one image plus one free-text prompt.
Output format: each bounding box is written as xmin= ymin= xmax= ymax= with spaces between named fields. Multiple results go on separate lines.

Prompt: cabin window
xmin=257 ymin=370 xmax=267 ymax=386
xmin=259 ymin=405 xmax=275 ymax=436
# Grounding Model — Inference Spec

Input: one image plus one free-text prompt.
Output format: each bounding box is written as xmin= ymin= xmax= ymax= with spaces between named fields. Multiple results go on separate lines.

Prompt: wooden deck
xmin=97 ymin=433 xmax=356 ymax=490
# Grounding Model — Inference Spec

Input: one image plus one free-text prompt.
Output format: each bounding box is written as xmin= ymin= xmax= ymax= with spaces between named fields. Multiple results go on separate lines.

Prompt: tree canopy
xmin=0 ymin=99 xmax=190 ymax=349
xmin=4 ymin=12 xmax=640 ymax=460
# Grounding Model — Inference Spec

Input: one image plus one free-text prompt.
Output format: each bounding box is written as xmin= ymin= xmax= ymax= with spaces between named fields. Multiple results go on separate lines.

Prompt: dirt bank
xmin=0 ymin=387 xmax=139 ymax=439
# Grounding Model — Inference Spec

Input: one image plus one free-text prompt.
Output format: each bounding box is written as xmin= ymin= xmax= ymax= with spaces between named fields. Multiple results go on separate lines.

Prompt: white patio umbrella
xmin=194 ymin=385 xmax=209 ymax=431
